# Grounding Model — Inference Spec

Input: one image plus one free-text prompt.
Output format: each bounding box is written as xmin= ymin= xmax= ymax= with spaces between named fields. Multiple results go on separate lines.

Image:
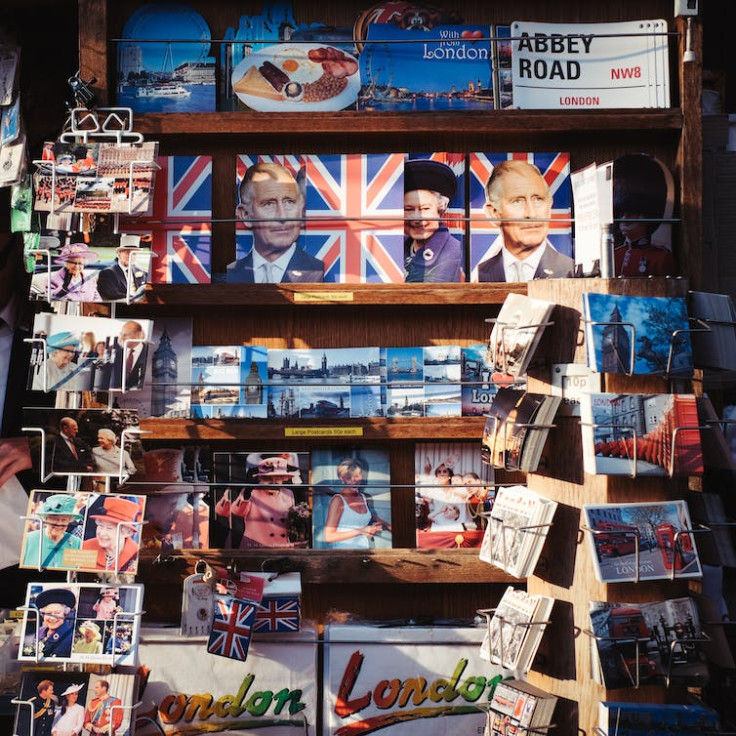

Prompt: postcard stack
xmin=33 ymin=140 xmax=159 ymax=216
xmin=211 ymin=447 xmax=393 ymax=551
xmin=689 ymin=290 xmax=736 ymax=371
xmin=27 ymin=313 xmax=154 ymax=393
xmin=14 ymin=671 xmax=140 ymax=736
xmin=16 ymin=250 xmax=151 ymax=726
xmin=487 ymin=293 xmax=555 ymax=384
xmin=479 ymin=485 xmax=557 ymax=578
xmin=479 ymin=586 xmax=554 ymax=675
xmin=481 ymin=388 xmax=561 ymax=472
xmin=589 ymin=596 xmax=709 ymax=689
xmin=485 ymin=679 xmax=558 ymax=736
xmin=29 ymin=233 xmax=154 ymax=305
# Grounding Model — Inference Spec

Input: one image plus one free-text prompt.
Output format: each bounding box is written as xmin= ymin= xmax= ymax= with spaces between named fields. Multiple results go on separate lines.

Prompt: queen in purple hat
xmin=48 ymin=241 xmax=101 ymax=302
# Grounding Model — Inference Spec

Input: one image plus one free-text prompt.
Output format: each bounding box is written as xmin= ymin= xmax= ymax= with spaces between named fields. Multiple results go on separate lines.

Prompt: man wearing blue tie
xmin=226 ymin=162 xmax=325 ymax=283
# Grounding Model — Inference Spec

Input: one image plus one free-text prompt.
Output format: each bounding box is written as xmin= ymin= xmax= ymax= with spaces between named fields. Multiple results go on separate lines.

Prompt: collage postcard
xmin=19 ymin=582 xmax=143 ymax=666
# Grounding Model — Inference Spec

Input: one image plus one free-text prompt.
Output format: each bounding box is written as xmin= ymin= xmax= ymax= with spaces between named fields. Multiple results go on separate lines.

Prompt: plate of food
xmin=231 ymin=43 xmax=360 ymax=112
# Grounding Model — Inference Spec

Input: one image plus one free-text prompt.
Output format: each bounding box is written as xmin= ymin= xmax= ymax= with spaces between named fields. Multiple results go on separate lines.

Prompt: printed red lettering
xmin=611 ymin=66 xmax=642 ymax=80
xmin=335 ymin=651 xmax=372 ymax=717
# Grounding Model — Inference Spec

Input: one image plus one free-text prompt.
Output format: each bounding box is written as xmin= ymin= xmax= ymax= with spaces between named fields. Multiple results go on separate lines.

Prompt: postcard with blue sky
xmin=424 ymin=384 xmax=462 ymax=417
xmin=384 ymin=347 xmax=424 ymax=384
xmin=117 ymin=4 xmax=216 ymax=112
xmin=583 ymin=293 xmax=693 ymax=376
xmin=268 ymin=347 xmax=381 ymax=384
xmin=424 ymin=345 xmax=461 ymax=383
xmin=358 ymin=25 xmax=493 ymax=111
xmin=268 ymin=384 xmax=351 ymax=419
xmin=191 ymin=345 xmax=268 ymax=418
xmin=386 ymin=385 xmax=425 ymax=417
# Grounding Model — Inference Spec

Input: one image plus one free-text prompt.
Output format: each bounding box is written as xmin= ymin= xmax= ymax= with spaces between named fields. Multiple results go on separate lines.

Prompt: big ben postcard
xmin=190 ymin=345 xmax=268 ymax=419
xmin=582 ymin=293 xmax=693 ymax=376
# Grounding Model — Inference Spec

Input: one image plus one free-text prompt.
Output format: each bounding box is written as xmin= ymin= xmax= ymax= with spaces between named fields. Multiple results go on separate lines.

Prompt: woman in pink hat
xmin=236 ymin=456 xmax=298 ymax=549
xmin=48 ymin=242 xmax=101 ymax=301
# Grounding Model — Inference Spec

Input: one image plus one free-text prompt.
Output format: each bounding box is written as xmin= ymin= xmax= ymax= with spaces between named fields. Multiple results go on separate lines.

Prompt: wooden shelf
xmin=139 ymin=548 xmax=517 ymax=585
xmin=134 ymin=282 xmax=522 ymax=307
xmin=139 ymin=416 xmax=486 ymax=441
xmin=133 ymin=109 xmax=684 ymax=137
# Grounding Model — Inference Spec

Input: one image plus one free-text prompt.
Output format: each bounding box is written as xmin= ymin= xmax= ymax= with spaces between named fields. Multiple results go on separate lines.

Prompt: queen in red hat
xmin=82 ymin=495 xmax=143 ymax=573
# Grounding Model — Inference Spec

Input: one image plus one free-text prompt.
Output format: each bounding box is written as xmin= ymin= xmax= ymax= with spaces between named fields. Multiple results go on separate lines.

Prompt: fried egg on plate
xmin=273 ymin=47 xmax=323 ymax=83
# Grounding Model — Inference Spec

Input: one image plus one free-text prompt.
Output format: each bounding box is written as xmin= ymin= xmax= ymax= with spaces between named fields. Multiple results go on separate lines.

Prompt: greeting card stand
xmin=62 ymin=107 xmax=143 ymax=145
xmin=525 ymin=276 xmax=697 ymax=735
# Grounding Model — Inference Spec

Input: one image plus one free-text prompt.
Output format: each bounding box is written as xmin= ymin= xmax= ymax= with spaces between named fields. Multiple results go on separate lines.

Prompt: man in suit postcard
xmin=477 ymin=160 xmax=574 ymax=283
xmin=51 ymin=416 xmax=94 ymax=474
xmin=96 ymin=236 xmax=150 ymax=302
xmin=226 ymin=162 xmax=325 ymax=284
xmin=109 ymin=320 xmax=148 ymax=391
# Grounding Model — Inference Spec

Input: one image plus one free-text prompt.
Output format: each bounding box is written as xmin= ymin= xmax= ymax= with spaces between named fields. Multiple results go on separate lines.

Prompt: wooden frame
xmin=75 ymin=3 xmax=704 ymax=732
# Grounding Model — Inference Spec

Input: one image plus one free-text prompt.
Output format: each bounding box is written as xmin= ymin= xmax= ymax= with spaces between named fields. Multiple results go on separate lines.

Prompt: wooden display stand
xmin=526 ymin=277 xmax=694 ymax=736
xmin=73 ymin=0 xmax=705 ymax=732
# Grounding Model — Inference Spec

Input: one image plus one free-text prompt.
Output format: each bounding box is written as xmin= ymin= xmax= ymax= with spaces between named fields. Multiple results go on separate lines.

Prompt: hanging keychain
xmin=180 ymin=560 xmax=215 ymax=636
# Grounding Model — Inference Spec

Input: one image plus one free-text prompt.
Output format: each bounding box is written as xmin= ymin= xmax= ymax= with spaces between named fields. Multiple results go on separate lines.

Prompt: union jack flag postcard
xmin=467 ymin=152 xmax=572 ymax=281
xmin=254 ymin=596 xmax=301 ymax=633
xmin=233 ymin=153 xmax=405 ymax=283
xmin=207 ymin=594 xmax=257 ymax=661
xmin=122 ymin=155 xmax=212 ymax=284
